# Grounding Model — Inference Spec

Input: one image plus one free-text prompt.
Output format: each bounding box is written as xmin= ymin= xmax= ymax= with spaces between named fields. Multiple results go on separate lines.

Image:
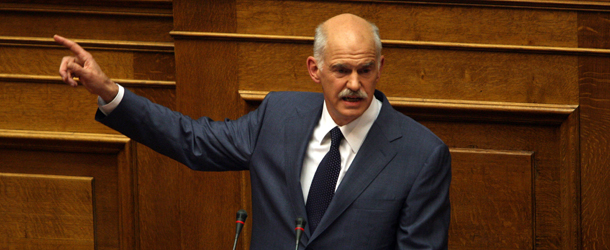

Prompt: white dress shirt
xmin=301 ymin=98 xmax=382 ymax=203
xmin=97 ymin=84 xmax=125 ymax=115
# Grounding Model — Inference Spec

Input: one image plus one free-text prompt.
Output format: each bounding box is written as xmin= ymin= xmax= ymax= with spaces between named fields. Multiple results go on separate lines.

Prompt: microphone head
xmin=236 ymin=209 xmax=248 ymax=223
xmin=295 ymin=217 xmax=306 ymax=228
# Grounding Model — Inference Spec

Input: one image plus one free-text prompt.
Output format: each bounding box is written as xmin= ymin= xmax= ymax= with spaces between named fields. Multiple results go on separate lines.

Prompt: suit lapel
xmin=283 ymin=101 xmax=323 ymax=240
xmin=308 ymin=92 xmax=402 ymax=242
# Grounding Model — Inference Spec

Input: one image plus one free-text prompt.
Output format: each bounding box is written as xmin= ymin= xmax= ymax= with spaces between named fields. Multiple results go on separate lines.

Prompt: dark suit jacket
xmin=96 ymin=89 xmax=451 ymax=250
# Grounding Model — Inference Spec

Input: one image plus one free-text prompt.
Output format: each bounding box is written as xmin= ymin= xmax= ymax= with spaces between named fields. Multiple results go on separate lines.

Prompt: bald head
xmin=313 ymin=14 xmax=382 ymax=70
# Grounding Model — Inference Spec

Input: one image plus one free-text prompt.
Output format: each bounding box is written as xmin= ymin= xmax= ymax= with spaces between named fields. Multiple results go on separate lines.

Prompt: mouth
xmin=342 ymin=96 xmax=364 ymax=102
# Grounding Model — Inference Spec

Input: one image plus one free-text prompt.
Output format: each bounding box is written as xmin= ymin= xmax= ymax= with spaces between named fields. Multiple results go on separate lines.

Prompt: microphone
xmin=294 ymin=217 xmax=306 ymax=250
xmin=232 ymin=209 xmax=248 ymax=250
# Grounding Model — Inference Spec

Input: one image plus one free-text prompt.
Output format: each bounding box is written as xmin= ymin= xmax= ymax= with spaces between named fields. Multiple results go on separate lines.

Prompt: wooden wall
xmin=2 ymin=0 xmax=610 ymax=249
xmin=0 ymin=0 xmax=176 ymax=249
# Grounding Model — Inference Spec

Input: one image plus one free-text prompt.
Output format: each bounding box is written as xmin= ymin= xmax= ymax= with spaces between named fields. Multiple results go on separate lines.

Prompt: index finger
xmin=53 ymin=35 xmax=91 ymax=60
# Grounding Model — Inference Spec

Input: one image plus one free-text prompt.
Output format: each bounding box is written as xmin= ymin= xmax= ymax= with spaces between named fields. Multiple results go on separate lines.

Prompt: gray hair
xmin=313 ymin=20 xmax=382 ymax=70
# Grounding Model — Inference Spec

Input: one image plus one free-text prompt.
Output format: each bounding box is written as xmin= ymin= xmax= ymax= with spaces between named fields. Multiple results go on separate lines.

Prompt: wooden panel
xmin=578 ymin=12 xmax=610 ymax=250
xmin=0 ymin=9 xmax=172 ymax=42
xmin=135 ymin=146 xmax=181 ymax=250
xmin=559 ymin=110 xmax=580 ymax=250
xmin=236 ymin=0 xmax=577 ymax=47
xmin=0 ymin=80 xmax=175 ymax=134
xmin=235 ymin=42 xmax=579 ymax=105
xmin=174 ymin=35 xmax=247 ymax=249
xmin=449 ymin=149 xmax=534 ymax=249
xmin=173 ymin=0 xmax=236 ymax=32
xmin=0 ymin=130 xmax=134 ymax=250
xmin=1 ymin=1 xmax=175 ymax=250
xmin=0 ymin=173 xmax=94 ymax=250
xmin=420 ymin=119 xmax=562 ymax=248
xmin=0 ymin=45 xmax=174 ymax=81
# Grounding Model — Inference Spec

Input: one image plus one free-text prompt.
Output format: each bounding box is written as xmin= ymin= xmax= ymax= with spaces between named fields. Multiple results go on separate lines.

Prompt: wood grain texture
xmin=0 ymin=46 xmax=174 ymax=81
xmin=174 ymin=1 xmax=251 ymax=248
xmin=173 ymin=36 xmax=249 ymax=249
xmin=0 ymin=129 xmax=135 ymax=250
xmin=0 ymin=0 xmax=172 ymax=14
xmin=0 ymin=148 xmax=118 ymax=249
xmin=0 ymin=8 xmax=173 ymax=42
xmin=320 ymin=0 xmax=610 ymax=12
xmin=578 ymin=12 xmax=610 ymax=250
xmin=170 ymin=31 xmax=610 ymax=56
xmin=0 ymin=81 xmax=175 ymax=134
xmin=173 ymin=0 xmax=236 ymax=32
xmin=0 ymin=173 xmax=94 ymax=250
xmin=420 ymin=120 xmax=563 ymax=248
xmin=135 ymin=146 xmax=181 ymax=250
xmin=449 ymin=149 xmax=534 ymax=249
xmin=0 ymin=36 xmax=174 ymax=53
xmin=233 ymin=41 xmax=579 ymax=105
xmin=236 ymin=0 xmax=577 ymax=47
xmin=559 ymin=110 xmax=581 ymax=250
xmin=1 ymin=1 xmax=174 ymax=249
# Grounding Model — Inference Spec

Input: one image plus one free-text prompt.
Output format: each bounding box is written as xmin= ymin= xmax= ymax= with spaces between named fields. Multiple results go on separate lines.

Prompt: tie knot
xmin=330 ymin=127 xmax=343 ymax=149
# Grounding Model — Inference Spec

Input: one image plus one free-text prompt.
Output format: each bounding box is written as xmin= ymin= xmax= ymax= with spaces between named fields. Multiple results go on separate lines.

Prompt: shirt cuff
xmin=97 ymin=84 xmax=125 ymax=116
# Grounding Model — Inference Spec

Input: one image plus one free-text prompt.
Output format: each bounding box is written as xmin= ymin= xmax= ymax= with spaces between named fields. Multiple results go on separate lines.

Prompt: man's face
xmin=308 ymin=30 xmax=384 ymax=126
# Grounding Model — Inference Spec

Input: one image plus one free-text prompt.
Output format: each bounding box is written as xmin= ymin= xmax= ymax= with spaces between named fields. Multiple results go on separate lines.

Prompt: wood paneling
xmin=232 ymin=41 xmax=579 ymax=104
xmin=0 ymin=173 xmax=94 ymax=250
xmin=418 ymin=114 xmax=572 ymax=248
xmin=3 ymin=0 xmax=608 ymax=249
xmin=174 ymin=37 xmax=247 ymax=250
xmin=236 ymin=0 xmax=577 ymax=47
xmin=135 ymin=146 xmax=181 ymax=250
xmin=449 ymin=149 xmax=534 ymax=249
xmin=0 ymin=130 xmax=134 ymax=250
xmin=0 ymin=7 xmax=172 ymax=42
xmin=0 ymin=80 xmax=175 ymax=134
xmin=579 ymin=12 xmax=610 ymax=250
xmin=0 ymin=44 xmax=174 ymax=81
xmin=1 ymin=0 xmax=175 ymax=249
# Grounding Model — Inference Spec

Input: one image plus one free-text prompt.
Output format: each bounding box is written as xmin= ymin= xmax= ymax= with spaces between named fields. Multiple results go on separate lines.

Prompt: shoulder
xmin=264 ymin=91 xmax=322 ymax=102
xmin=374 ymin=90 xmax=445 ymax=149
xmin=260 ymin=91 xmax=323 ymax=112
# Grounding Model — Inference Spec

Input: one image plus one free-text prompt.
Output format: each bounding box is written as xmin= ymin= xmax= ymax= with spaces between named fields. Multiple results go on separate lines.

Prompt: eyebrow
xmin=331 ymin=61 xmax=376 ymax=70
xmin=361 ymin=61 xmax=375 ymax=68
xmin=330 ymin=63 xmax=349 ymax=70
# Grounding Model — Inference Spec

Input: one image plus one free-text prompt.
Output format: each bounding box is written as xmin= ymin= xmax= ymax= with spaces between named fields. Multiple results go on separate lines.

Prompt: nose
xmin=346 ymin=71 xmax=360 ymax=91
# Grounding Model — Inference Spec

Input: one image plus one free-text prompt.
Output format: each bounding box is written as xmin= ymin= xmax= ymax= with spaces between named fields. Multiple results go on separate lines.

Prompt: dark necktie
xmin=306 ymin=126 xmax=343 ymax=233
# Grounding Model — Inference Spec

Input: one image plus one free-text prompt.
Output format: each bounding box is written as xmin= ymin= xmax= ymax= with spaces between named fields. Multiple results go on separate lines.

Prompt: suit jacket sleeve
xmin=95 ymin=88 xmax=268 ymax=171
xmin=398 ymin=143 xmax=451 ymax=250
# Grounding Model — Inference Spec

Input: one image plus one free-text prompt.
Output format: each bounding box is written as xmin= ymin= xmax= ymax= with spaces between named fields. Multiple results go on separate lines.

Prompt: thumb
xmin=66 ymin=61 xmax=86 ymax=78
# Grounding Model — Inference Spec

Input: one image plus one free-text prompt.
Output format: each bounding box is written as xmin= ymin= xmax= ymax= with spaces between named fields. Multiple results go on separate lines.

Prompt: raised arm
xmin=54 ymin=35 xmax=118 ymax=102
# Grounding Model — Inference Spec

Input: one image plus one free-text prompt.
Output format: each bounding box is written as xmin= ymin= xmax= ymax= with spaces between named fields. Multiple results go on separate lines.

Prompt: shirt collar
xmin=314 ymin=96 xmax=382 ymax=153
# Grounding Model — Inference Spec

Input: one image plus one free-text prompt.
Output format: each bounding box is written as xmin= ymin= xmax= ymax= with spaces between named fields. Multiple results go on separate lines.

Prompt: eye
xmin=359 ymin=68 xmax=372 ymax=75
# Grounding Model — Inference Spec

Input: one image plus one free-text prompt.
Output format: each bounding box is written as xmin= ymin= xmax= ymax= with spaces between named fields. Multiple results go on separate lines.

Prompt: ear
xmin=307 ymin=56 xmax=322 ymax=83
xmin=376 ymin=55 xmax=385 ymax=81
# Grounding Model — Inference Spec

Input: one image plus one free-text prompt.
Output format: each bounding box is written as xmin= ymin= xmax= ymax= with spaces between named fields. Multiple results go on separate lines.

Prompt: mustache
xmin=338 ymin=89 xmax=368 ymax=99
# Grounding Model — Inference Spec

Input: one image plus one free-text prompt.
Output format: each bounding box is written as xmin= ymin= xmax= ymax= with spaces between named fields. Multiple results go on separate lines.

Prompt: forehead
xmin=326 ymin=37 xmax=376 ymax=64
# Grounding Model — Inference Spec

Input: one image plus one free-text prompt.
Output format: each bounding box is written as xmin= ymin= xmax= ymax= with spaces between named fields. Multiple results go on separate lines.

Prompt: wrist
xmin=100 ymin=81 xmax=119 ymax=103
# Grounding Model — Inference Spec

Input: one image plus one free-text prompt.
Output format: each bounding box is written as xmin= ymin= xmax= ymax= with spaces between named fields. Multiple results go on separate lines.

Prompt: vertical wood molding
xmin=578 ymin=11 xmax=610 ymax=250
xmin=119 ymin=140 xmax=138 ymax=250
xmin=560 ymin=110 xmax=581 ymax=250
xmin=173 ymin=0 xmax=249 ymax=249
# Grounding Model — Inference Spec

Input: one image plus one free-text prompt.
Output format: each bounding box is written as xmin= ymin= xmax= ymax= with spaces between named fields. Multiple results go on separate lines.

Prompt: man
xmin=55 ymin=13 xmax=451 ymax=249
